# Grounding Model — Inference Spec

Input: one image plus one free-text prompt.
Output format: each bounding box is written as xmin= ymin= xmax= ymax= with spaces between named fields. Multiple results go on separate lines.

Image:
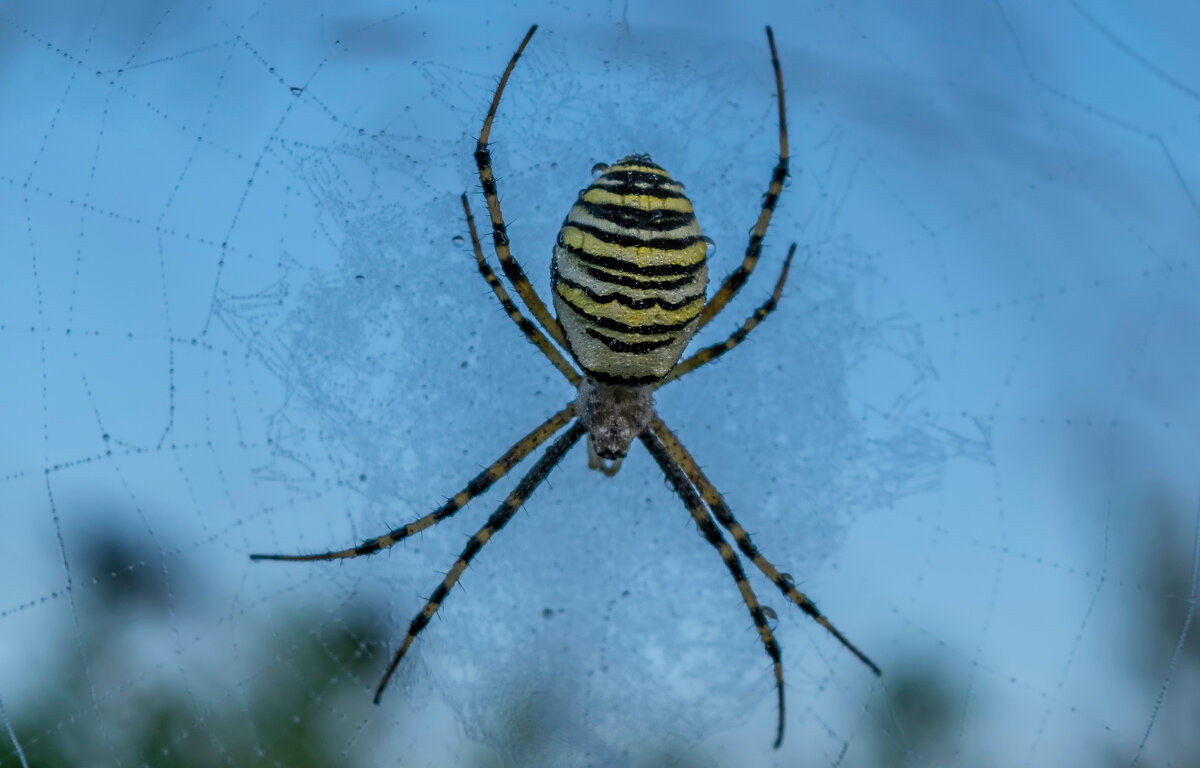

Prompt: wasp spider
xmin=252 ymin=25 xmax=880 ymax=748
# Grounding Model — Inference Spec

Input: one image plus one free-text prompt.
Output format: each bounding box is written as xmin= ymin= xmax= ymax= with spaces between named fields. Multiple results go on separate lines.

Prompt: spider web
xmin=2 ymin=2 xmax=1198 ymax=767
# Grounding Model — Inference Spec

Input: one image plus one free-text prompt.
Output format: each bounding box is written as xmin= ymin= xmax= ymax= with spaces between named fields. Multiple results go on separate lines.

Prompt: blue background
xmin=1 ymin=1 xmax=1198 ymax=766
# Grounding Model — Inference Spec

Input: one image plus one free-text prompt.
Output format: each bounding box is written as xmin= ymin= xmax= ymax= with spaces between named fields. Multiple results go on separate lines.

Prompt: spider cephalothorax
xmin=575 ymin=377 xmax=653 ymax=473
xmin=252 ymin=25 xmax=880 ymax=749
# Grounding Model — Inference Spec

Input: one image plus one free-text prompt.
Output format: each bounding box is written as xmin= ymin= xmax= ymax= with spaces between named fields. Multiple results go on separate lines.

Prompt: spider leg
xmin=474 ymin=25 xmax=570 ymax=351
xmin=461 ymin=193 xmax=580 ymax=385
xmin=659 ymin=243 xmax=795 ymax=387
xmin=249 ymin=404 xmax=576 ymax=563
xmin=641 ymin=429 xmax=787 ymax=749
xmin=374 ymin=419 xmax=587 ymax=702
xmin=695 ymin=26 xmax=789 ymax=332
xmin=650 ymin=416 xmax=882 ymax=677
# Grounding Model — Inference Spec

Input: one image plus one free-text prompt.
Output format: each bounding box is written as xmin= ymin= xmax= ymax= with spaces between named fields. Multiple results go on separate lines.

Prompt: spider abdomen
xmin=551 ymin=155 xmax=708 ymax=385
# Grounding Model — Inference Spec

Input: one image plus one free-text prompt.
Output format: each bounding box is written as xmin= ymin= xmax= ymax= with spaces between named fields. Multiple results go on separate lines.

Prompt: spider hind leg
xmin=650 ymin=416 xmax=882 ymax=676
xmin=249 ymin=404 xmax=576 ymax=563
xmin=373 ymin=420 xmax=587 ymax=701
xmin=641 ymin=429 xmax=788 ymax=749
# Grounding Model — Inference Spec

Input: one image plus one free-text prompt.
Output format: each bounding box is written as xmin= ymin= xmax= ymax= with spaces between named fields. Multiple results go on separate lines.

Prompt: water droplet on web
xmin=591 ymin=162 xmax=609 ymax=177
xmin=701 ymin=235 xmax=716 ymax=256
xmin=289 ymin=86 xmax=303 ymax=95
xmin=451 ymin=235 xmax=465 ymax=248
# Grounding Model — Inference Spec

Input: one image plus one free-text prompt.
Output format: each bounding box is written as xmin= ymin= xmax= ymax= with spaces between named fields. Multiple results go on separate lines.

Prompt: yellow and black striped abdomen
xmin=551 ymin=155 xmax=708 ymax=385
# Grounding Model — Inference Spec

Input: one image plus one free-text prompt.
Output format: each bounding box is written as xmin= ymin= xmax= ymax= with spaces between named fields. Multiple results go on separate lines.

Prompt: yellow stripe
xmin=561 ymin=226 xmax=705 ymax=269
xmin=556 ymin=283 xmax=703 ymax=328
xmin=581 ymin=187 xmax=693 ymax=213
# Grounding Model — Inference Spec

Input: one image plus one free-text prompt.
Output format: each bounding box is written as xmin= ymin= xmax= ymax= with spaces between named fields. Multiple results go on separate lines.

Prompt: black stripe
xmin=556 ymin=275 xmax=703 ymax=312
xmin=771 ymin=161 xmax=788 ymax=185
xmin=584 ymin=368 xmax=663 ymax=386
xmin=590 ymin=179 xmax=689 ymax=201
xmin=572 ymin=200 xmax=696 ymax=231
xmin=410 ymin=610 xmax=433 ymax=634
xmin=725 ymin=265 xmax=750 ymax=295
xmin=612 ymin=154 xmax=664 ymax=171
xmin=578 ymin=262 xmax=697 ymax=290
xmin=462 ymin=535 xmax=484 ymax=560
xmin=564 ymin=243 xmax=706 ymax=278
xmin=598 ymin=169 xmax=675 ymax=186
xmin=558 ymin=298 xmax=696 ymax=335
xmin=584 ymin=327 xmax=675 ymax=353
xmin=568 ymin=222 xmax=701 ymax=251
xmin=744 ymin=233 xmax=764 ymax=261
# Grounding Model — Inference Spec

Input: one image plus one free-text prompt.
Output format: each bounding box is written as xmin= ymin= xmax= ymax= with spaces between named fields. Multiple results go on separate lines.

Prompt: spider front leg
xmin=641 ymin=429 xmax=788 ymax=749
xmin=474 ymin=24 xmax=570 ymax=351
xmin=249 ymin=404 xmax=576 ymax=562
xmin=694 ymin=26 xmax=789 ymax=332
xmin=650 ymin=416 xmax=882 ymax=677
xmin=374 ymin=420 xmax=587 ymax=701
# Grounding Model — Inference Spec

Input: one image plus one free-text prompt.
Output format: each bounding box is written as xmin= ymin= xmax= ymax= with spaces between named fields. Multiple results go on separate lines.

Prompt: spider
xmin=251 ymin=24 xmax=880 ymax=748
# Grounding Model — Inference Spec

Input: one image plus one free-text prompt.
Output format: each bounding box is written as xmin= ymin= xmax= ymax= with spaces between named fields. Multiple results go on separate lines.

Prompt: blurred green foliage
xmin=2 ymin=498 xmax=1196 ymax=767
xmin=1 ymin=526 xmax=385 ymax=768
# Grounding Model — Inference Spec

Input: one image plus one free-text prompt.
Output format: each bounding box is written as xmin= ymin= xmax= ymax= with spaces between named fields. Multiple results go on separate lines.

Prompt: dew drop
xmin=701 ymin=235 xmax=716 ymax=256
xmin=762 ymin=605 xmax=778 ymax=628
xmin=649 ymin=210 xmax=663 ymax=222
xmin=451 ymin=234 xmax=465 ymax=248
xmin=590 ymin=162 xmax=609 ymax=177
xmin=780 ymin=572 xmax=795 ymax=586
xmin=289 ymin=86 xmax=303 ymax=95
xmin=556 ymin=230 xmax=566 ymax=247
